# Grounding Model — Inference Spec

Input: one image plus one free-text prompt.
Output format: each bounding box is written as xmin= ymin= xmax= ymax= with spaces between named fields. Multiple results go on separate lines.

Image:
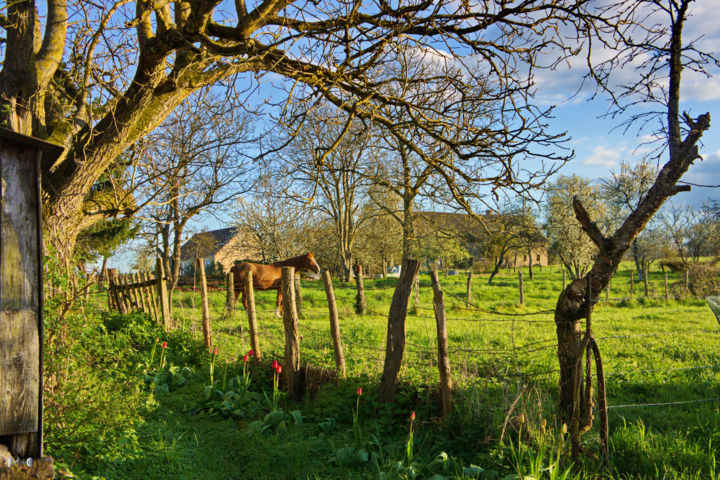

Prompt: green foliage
xmin=45 ymin=262 xmax=720 ymax=479
xmin=76 ymin=217 xmax=139 ymax=262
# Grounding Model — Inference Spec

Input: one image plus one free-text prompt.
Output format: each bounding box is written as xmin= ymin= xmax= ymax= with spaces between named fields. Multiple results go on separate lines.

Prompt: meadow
xmin=44 ymin=263 xmax=720 ymax=479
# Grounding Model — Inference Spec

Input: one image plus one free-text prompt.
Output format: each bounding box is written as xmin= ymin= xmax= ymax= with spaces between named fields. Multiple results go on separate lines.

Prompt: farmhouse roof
xmin=180 ymin=227 xmax=238 ymax=260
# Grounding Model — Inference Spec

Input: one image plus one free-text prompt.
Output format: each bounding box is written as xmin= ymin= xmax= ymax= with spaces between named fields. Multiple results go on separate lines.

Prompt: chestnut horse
xmin=230 ymin=253 xmax=321 ymax=317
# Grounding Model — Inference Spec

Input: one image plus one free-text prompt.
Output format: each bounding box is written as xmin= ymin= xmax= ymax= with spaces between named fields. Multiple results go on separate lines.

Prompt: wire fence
xmin=90 ymin=267 xmax=720 ymax=426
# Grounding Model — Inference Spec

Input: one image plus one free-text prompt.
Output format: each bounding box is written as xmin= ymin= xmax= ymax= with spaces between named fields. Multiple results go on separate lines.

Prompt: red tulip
xmin=272 ymin=360 xmax=279 ymax=369
xmin=212 ymin=347 xmax=218 ymax=355
xmin=243 ymin=355 xmax=249 ymax=362
xmin=161 ymin=341 xmax=167 ymax=349
xmin=410 ymin=411 xmax=415 ymax=421
xmin=357 ymin=387 xmax=363 ymax=396
xmin=276 ymin=365 xmax=282 ymax=374
xmin=248 ymin=349 xmax=254 ymax=357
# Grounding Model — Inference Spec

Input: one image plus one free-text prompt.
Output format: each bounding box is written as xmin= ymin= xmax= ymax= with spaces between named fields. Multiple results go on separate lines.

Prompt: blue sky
xmin=106 ymin=2 xmax=720 ymax=271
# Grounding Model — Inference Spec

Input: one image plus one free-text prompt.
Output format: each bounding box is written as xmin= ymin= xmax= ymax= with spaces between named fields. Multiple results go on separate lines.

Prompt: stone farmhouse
xmin=179 ymin=227 xmax=262 ymax=274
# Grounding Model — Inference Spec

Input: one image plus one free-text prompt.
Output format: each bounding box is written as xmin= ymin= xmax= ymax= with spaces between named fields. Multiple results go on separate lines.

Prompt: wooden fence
xmin=106 ymin=260 xmax=170 ymax=328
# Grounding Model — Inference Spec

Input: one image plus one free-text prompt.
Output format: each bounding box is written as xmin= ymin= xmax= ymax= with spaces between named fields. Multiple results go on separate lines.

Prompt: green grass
xmin=45 ymin=263 xmax=720 ymax=479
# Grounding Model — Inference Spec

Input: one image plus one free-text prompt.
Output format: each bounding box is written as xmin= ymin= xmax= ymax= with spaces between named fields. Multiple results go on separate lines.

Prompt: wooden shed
xmin=0 ymin=128 xmax=63 ymax=460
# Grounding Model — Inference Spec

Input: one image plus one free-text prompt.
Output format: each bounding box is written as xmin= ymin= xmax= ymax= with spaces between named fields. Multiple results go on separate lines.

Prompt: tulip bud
xmin=357 ymin=387 xmax=363 ymax=396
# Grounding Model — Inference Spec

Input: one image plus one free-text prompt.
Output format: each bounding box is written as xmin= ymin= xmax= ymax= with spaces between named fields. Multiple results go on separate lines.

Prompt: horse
xmin=230 ymin=253 xmax=321 ymax=317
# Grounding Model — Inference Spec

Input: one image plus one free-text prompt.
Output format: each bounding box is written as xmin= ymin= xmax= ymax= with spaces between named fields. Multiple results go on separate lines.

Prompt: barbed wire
xmin=606 ymin=364 xmax=720 ymax=377
xmin=608 ymin=397 xmax=720 ymax=409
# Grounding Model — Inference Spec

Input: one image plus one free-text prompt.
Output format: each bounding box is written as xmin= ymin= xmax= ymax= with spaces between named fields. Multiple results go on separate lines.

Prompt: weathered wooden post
xmin=281 ymin=267 xmax=301 ymax=400
xmin=605 ymin=281 xmax=610 ymax=301
xmin=562 ymin=269 xmax=566 ymax=290
xmin=294 ymin=276 xmax=304 ymax=318
xmin=245 ymin=271 xmax=262 ymax=361
xmin=466 ymin=271 xmax=473 ymax=308
xmin=685 ymin=268 xmax=690 ymax=294
xmin=518 ymin=270 xmax=524 ymax=305
xmin=107 ymin=269 xmax=126 ymax=313
xmin=1 ymin=128 xmax=63 ymax=463
xmin=430 ymin=271 xmax=453 ymax=419
xmin=322 ymin=271 xmax=346 ymax=377
xmin=156 ymin=259 xmax=171 ymax=328
xmin=225 ymin=271 xmax=235 ymax=315
xmin=413 ymin=274 xmax=420 ymax=310
xmin=379 ymin=259 xmax=420 ymax=402
xmin=197 ymin=258 xmax=213 ymax=349
xmin=629 ymin=270 xmax=634 ymax=300
xmin=664 ymin=272 xmax=670 ymax=300
xmin=354 ymin=265 xmax=366 ymax=314
xmin=129 ymin=274 xmax=141 ymax=310
xmin=643 ymin=267 xmax=649 ymax=297
xmin=146 ymin=272 xmax=160 ymax=324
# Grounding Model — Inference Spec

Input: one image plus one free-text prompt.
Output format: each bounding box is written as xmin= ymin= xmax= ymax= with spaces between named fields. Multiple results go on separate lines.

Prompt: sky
xmin=106 ymin=1 xmax=720 ymax=272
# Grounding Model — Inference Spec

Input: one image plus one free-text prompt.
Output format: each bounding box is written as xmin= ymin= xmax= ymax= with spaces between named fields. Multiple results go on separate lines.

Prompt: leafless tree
xmin=234 ymin=173 xmax=316 ymax=262
xmin=553 ymin=0 xmax=716 ymax=432
xmin=601 ymin=159 xmax=659 ymax=279
xmin=133 ymin=91 xmax=255 ymax=299
xmin=281 ymin=108 xmax=375 ymax=281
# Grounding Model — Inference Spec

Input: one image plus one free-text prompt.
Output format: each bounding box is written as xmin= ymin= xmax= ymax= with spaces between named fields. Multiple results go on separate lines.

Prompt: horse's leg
xmin=275 ymin=290 xmax=283 ymax=318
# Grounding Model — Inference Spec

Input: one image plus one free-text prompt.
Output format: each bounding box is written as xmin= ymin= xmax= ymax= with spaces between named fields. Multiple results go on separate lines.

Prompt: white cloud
xmin=580 ymin=144 xmax=626 ymax=168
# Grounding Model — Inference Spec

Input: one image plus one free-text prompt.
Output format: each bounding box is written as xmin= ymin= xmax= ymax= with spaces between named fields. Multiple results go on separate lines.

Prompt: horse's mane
xmin=271 ymin=253 xmax=310 ymax=267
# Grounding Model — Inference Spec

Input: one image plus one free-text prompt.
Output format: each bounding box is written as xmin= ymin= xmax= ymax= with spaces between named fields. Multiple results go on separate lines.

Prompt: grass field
xmin=45 ymin=263 xmax=720 ymax=479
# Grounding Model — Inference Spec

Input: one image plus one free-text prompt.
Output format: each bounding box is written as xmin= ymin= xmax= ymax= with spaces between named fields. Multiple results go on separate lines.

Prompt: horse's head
xmin=306 ymin=252 xmax=321 ymax=274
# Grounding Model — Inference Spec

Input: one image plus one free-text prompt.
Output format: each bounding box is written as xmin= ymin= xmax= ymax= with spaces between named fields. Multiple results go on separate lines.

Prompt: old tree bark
xmin=554 ymin=0 xmax=712 ymax=422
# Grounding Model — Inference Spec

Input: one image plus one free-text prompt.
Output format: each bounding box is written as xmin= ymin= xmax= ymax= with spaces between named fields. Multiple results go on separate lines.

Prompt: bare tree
xmin=281 ymin=109 xmax=374 ymax=281
xmin=553 ymin=1 xmax=715 ymax=430
xmin=134 ymin=91 xmax=255 ymax=299
xmin=660 ymin=203 xmax=716 ymax=265
xmin=1 ymin=0 xmax=588 ymax=262
xmin=234 ymin=174 xmax=316 ymax=263
xmin=601 ymin=159 xmax=658 ymax=279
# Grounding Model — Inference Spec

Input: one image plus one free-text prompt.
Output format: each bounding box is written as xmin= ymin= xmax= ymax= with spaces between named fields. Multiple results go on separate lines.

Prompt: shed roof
xmin=0 ymin=127 xmax=64 ymax=169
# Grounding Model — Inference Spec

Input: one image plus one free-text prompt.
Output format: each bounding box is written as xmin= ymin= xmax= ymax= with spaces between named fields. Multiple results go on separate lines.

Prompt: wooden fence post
xmin=643 ymin=267 xmax=649 ymax=297
xmin=130 ymin=273 xmax=142 ymax=310
xmin=430 ymin=270 xmax=453 ymax=419
xmin=226 ymin=271 xmax=235 ymax=315
xmin=146 ymin=273 xmax=159 ymax=324
xmin=562 ymin=269 xmax=566 ymax=290
xmin=413 ymin=274 xmax=420 ymax=310
xmin=197 ymin=258 xmax=212 ymax=349
xmin=354 ymin=265 xmax=366 ymax=314
xmin=322 ymin=271 xmax=346 ymax=378
xmin=664 ymin=272 xmax=669 ymax=300
xmin=605 ymin=281 xmax=610 ymax=301
xmin=281 ymin=267 xmax=301 ymax=400
xmin=518 ymin=270 xmax=524 ymax=305
xmin=245 ymin=271 xmax=261 ymax=360
xmin=629 ymin=270 xmax=634 ymax=300
xmin=156 ymin=259 xmax=171 ymax=328
xmin=107 ymin=269 xmax=126 ymax=314
xmin=294 ymin=276 xmax=304 ymax=318
xmin=379 ymin=258 xmax=420 ymax=403
xmin=132 ymin=273 xmax=145 ymax=313
xmin=685 ymin=268 xmax=690 ymax=294
xmin=466 ymin=271 xmax=473 ymax=308
xmin=106 ymin=268 xmax=116 ymax=311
